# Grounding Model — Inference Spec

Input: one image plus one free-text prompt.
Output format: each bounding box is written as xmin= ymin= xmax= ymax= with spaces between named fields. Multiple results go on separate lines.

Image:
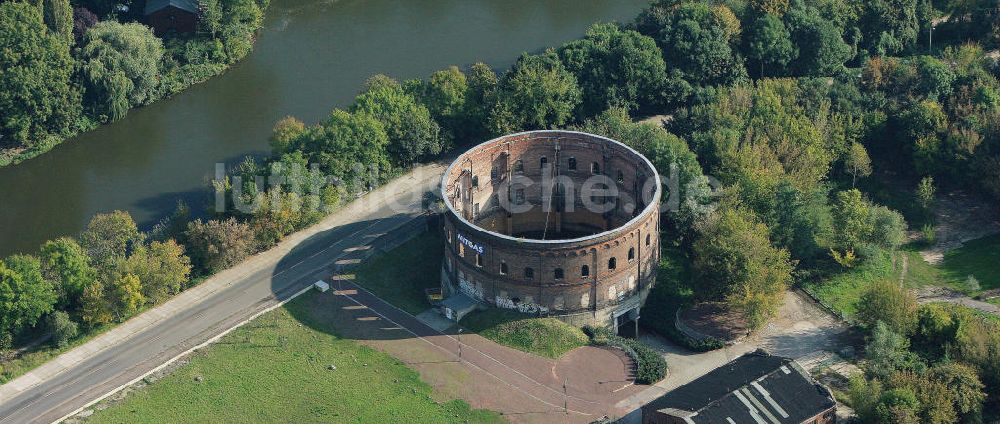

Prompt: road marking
xmin=333 ymin=280 xmax=591 ymax=416
xmin=22 ymin=215 xmax=413 ymax=424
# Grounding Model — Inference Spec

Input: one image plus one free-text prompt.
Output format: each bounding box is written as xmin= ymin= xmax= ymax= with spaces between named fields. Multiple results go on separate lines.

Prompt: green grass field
xmin=941 ymin=234 xmax=1000 ymax=291
xmin=88 ymin=295 xmax=502 ymax=423
xmin=351 ymin=230 xmax=445 ymax=315
xmin=459 ymin=309 xmax=588 ymax=359
xmin=803 ymin=234 xmax=1000 ymax=319
xmin=802 ymin=250 xmax=898 ymax=320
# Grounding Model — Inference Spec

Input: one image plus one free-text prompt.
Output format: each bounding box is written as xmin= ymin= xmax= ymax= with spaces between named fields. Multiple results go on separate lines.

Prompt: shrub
xmin=583 ymin=326 xmax=667 ymax=384
xmin=46 ymin=311 xmax=78 ymax=348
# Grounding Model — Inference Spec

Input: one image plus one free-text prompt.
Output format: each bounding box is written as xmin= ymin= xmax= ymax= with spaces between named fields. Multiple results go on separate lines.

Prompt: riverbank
xmin=0 ymin=1 xmax=269 ymax=169
xmin=0 ymin=0 xmax=649 ymax=258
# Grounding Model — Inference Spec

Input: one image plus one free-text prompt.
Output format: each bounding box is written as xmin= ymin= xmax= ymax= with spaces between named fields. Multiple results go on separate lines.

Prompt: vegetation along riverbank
xmin=0 ymin=0 xmax=268 ymax=167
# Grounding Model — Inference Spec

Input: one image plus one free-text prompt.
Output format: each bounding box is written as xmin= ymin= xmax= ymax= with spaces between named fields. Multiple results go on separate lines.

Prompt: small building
xmin=144 ymin=0 xmax=198 ymax=36
xmin=642 ymin=350 xmax=837 ymax=424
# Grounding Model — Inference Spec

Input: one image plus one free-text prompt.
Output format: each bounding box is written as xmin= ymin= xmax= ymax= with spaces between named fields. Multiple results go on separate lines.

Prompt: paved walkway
xmin=0 ymin=163 xmax=445 ymax=423
xmin=616 ymin=290 xmax=857 ymax=414
xmin=317 ymin=277 xmax=645 ymax=423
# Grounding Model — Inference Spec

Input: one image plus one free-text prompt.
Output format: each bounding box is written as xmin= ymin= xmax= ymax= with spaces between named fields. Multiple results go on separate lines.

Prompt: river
xmin=0 ymin=0 xmax=649 ymax=257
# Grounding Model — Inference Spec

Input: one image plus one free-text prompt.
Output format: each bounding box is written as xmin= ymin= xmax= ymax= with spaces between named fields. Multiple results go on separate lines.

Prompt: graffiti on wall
xmin=496 ymin=296 xmax=549 ymax=314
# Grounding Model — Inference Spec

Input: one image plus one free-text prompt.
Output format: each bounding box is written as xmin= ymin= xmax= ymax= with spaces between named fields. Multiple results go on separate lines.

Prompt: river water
xmin=0 ymin=0 xmax=648 ymax=257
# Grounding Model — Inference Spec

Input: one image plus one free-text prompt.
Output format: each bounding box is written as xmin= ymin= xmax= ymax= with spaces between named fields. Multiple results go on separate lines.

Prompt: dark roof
xmin=644 ymin=350 xmax=836 ymax=424
xmin=144 ymin=0 xmax=198 ymax=15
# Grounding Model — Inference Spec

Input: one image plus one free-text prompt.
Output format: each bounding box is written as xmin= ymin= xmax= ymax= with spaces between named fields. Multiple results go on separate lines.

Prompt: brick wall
xmin=440 ymin=131 xmax=662 ymax=326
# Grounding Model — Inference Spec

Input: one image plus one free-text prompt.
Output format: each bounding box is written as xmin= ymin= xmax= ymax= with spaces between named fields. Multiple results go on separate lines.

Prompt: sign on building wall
xmin=456 ymin=233 xmax=485 ymax=255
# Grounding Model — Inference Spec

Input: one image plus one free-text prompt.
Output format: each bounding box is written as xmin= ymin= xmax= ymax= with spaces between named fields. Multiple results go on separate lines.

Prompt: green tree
xmin=692 ymin=207 xmax=793 ymax=329
xmin=635 ymin=2 xmax=746 ymax=85
xmin=79 ymin=210 xmax=142 ymax=268
xmin=914 ymin=56 xmax=955 ymax=100
xmin=557 ymin=23 xmax=666 ymax=115
xmin=46 ymin=310 xmax=78 ymax=347
xmin=108 ymin=273 xmax=143 ymax=321
xmin=492 ymin=50 xmax=582 ymax=132
xmin=857 ymin=279 xmax=918 ymax=334
xmin=79 ymin=22 xmax=164 ymax=121
xmin=184 ymin=218 xmax=257 ymax=273
xmin=220 ymin=0 xmax=262 ymax=62
xmin=464 ymin=62 xmax=499 ymax=140
xmin=845 ymin=142 xmax=872 ymax=187
xmin=352 ymin=75 xmax=442 ymax=166
xmin=125 ymin=240 xmax=192 ymax=304
xmin=0 ymin=2 xmax=80 ymax=150
xmin=0 ymin=255 xmax=57 ymax=346
xmin=199 ymin=0 xmax=223 ymax=37
xmin=831 ymin=189 xmax=873 ymax=254
xmin=865 ymin=321 xmax=924 ymax=379
xmin=39 ymin=237 xmax=96 ymax=312
xmin=745 ymin=13 xmax=795 ymax=77
xmin=412 ymin=66 xmax=469 ymax=139
xmin=784 ymin=5 xmax=851 ymax=76
xmin=290 ymin=109 xmax=391 ymax=182
xmin=41 ymin=0 xmax=73 ymax=45
xmin=861 ymin=0 xmax=919 ymax=55
xmin=870 ymin=205 xmax=907 ymax=251
xmin=929 ymin=362 xmax=986 ymax=419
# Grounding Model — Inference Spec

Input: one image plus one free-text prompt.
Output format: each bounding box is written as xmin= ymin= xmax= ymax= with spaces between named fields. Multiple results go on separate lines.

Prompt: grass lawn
xmin=352 ymin=230 xmax=444 ymax=315
xmin=803 ymin=234 xmax=1000 ymax=319
xmin=802 ymin=250 xmax=898 ymax=320
xmin=88 ymin=294 xmax=503 ymax=424
xmin=941 ymin=234 xmax=1000 ymax=291
xmin=459 ymin=309 xmax=588 ymax=359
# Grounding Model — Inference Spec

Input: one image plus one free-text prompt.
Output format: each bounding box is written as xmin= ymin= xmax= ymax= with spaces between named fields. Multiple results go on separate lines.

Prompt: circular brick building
xmin=440 ymin=130 xmax=661 ymax=331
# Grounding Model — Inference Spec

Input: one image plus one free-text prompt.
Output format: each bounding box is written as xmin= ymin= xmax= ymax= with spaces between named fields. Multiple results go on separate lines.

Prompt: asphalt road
xmin=0 ymin=196 xmax=429 ymax=423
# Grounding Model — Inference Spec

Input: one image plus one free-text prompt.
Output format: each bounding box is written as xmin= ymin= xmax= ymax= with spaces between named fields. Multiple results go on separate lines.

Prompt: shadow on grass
xmin=271 ymin=215 xmax=451 ymax=343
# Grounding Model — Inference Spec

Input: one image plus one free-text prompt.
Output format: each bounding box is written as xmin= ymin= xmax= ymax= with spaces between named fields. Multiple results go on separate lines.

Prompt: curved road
xmin=0 ymin=165 xmax=443 ymax=423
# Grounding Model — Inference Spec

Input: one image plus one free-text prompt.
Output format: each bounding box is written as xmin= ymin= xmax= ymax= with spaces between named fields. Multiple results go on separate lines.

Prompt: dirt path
xmin=919 ymin=190 xmax=1000 ymax=264
xmin=914 ymin=286 xmax=1000 ymax=315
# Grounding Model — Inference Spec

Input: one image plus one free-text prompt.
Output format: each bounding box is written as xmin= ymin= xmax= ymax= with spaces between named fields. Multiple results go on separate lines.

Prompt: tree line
xmin=0 ymin=0 xmax=267 ymax=166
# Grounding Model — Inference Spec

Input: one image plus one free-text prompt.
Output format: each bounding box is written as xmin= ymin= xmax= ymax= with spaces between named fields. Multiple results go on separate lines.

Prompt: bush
xmin=583 ymin=326 xmax=667 ymax=384
xmin=46 ymin=311 xmax=78 ymax=348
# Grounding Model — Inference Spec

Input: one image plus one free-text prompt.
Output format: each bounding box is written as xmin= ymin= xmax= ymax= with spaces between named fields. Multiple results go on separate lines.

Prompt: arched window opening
xmin=591 ymin=162 xmax=600 ymax=174
xmin=540 ymin=156 xmax=548 ymax=169
xmin=608 ymin=257 xmax=617 ymax=270
xmin=514 ymin=160 xmax=524 ymax=172
xmin=581 ymin=265 xmax=590 ymax=277
xmin=554 ymin=268 xmax=564 ymax=279
xmin=476 ymin=253 xmax=483 ymax=267
xmin=524 ymin=267 xmax=534 ymax=279
xmin=628 ymin=247 xmax=635 ymax=262
xmin=500 ymin=261 xmax=508 ymax=275
xmin=568 ymin=157 xmax=577 ymax=170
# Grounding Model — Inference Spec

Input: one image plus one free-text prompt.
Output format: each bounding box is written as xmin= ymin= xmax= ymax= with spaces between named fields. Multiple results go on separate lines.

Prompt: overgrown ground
xmin=351 ymin=230 xmax=445 ymax=315
xmin=87 ymin=296 xmax=503 ymax=423
xmin=459 ymin=309 xmax=588 ymax=359
xmin=802 ymin=234 xmax=1000 ymax=320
